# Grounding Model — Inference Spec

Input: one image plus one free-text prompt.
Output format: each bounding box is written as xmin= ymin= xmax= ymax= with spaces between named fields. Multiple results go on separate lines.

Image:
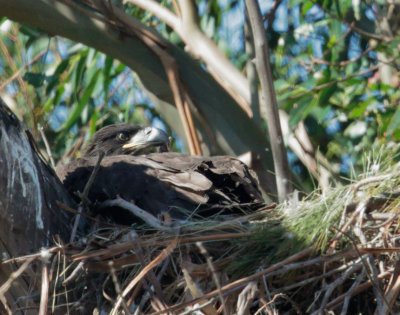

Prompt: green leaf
xmin=289 ymin=96 xmax=316 ymax=126
xmin=318 ymin=84 xmax=337 ymax=106
xmin=310 ymin=106 xmax=331 ymax=123
xmin=61 ymin=69 xmax=101 ymax=131
xmin=301 ymin=1 xmax=314 ymax=14
xmin=348 ymin=99 xmax=370 ymax=118
xmin=23 ymin=72 xmax=46 ymax=87
xmin=73 ymin=50 xmax=88 ymax=93
xmin=387 ymin=108 xmax=400 ymax=140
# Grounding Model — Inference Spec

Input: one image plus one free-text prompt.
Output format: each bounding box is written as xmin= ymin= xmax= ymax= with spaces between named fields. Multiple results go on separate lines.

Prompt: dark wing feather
xmin=56 ymin=152 xmax=263 ymax=219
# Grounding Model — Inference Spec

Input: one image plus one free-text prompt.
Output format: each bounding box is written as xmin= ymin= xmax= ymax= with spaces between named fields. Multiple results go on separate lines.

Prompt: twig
xmin=109 ymin=261 xmax=131 ymax=315
xmin=124 ymin=0 xmax=179 ymax=30
xmin=2 ymin=246 xmax=61 ymax=264
xmin=380 ymin=261 xmax=400 ymax=313
xmin=179 ymin=298 xmax=217 ymax=315
xmin=236 ymin=281 xmax=258 ymax=315
xmin=80 ymin=151 xmax=105 ymax=207
xmin=289 ymin=64 xmax=381 ymax=100
xmin=341 ymin=269 xmax=365 ymax=314
xmin=314 ymin=263 xmax=362 ymax=314
xmin=129 ymin=231 xmax=168 ymax=312
xmin=62 ymin=261 xmax=84 ymax=285
xmin=100 ymin=197 xmax=170 ymax=230
xmin=197 ymin=242 xmax=227 ymax=315
xmin=340 ymin=228 xmax=391 ymax=313
xmin=161 ymin=56 xmax=201 ymax=155
xmin=38 ymin=124 xmax=55 ymax=169
xmin=39 ymin=260 xmax=50 ymax=315
xmin=351 ymin=173 xmax=394 ymax=193
xmin=70 ymin=151 xmax=105 ymax=242
xmin=181 ymin=257 xmax=218 ymax=314
xmin=244 ymin=14 xmax=260 ymax=124
xmin=245 ymin=0 xmax=292 ymax=202
xmin=0 ymin=257 xmax=36 ymax=314
xmin=273 ymin=260 xmax=359 ymax=293
xmin=325 ymin=270 xmax=392 ymax=310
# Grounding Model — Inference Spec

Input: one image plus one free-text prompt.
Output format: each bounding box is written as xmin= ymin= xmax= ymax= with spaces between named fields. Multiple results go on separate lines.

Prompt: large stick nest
xmin=2 ymin=163 xmax=400 ymax=314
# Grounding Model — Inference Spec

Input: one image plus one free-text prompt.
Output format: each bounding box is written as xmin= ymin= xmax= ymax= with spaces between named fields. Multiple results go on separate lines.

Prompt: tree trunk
xmin=0 ymin=98 xmax=74 ymax=314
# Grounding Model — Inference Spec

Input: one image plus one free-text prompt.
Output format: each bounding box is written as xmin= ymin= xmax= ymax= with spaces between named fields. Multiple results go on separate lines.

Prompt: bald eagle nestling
xmin=81 ymin=123 xmax=170 ymax=156
xmin=56 ymin=124 xmax=263 ymax=222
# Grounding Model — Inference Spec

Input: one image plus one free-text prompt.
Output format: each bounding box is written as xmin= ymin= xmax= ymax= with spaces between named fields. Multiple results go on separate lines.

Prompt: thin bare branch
xmin=124 ymin=0 xmax=180 ymax=30
xmin=245 ymin=0 xmax=293 ymax=201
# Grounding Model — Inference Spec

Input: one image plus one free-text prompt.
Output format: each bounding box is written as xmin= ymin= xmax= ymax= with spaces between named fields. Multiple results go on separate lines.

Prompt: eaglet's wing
xmin=56 ymin=152 xmax=263 ymax=218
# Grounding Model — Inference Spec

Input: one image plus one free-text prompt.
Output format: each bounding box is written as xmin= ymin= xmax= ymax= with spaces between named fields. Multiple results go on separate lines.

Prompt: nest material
xmin=2 ymin=171 xmax=400 ymax=314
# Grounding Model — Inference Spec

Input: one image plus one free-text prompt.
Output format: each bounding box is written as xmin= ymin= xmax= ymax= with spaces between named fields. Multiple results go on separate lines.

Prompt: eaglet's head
xmin=82 ymin=123 xmax=169 ymax=157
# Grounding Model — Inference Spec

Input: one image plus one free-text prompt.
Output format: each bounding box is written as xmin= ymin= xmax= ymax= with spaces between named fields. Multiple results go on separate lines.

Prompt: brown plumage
xmin=56 ymin=124 xmax=263 ymax=222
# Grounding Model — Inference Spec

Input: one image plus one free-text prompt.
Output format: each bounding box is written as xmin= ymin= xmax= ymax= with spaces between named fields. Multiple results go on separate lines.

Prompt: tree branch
xmin=244 ymin=0 xmax=293 ymax=201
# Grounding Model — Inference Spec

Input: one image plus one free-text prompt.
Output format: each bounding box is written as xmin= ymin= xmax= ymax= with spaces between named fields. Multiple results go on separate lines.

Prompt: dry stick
xmin=129 ymin=232 xmax=168 ymax=312
xmin=0 ymin=256 xmax=36 ymax=314
xmin=100 ymin=197 xmax=170 ymax=230
xmin=330 ymin=201 xmax=364 ymax=250
xmin=341 ymin=227 xmax=391 ymax=313
xmin=179 ymin=299 xmax=217 ymax=315
xmin=236 ymin=281 xmax=258 ymax=315
xmin=380 ymin=261 xmax=400 ymax=314
xmin=64 ymin=131 xmax=85 ymax=160
xmin=261 ymin=275 xmax=277 ymax=314
xmin=160 ymin=54 xmax=201 ymax=155
xmin=109 ymin=262 xmax=132 ymax=315
xmin=325 ymin=270 xmax=392 ymax=310
xmin=70 ymin=151 xmax=105 ymax=242
xmin=314 ymin=263 xmax=363 ymax=314
xmin=290 ymin=64 xmax=381 ymax=100
xmin=181 ymin=260 xmax=219 ymax=314
xmin=2 ymin=246 xmax=62 ymax=264
xmin=39 ymin=262 xmax=50 ymax=315
xmin=244 ymin=17 xmax=260 ymax=124
xmin=351 ymin=173 xmax=394 ymax=193
xmin=52 ymin=251 xmax=61 ymax=313
xmin=244 ymin=0 xmax=292 ymax=202
xmin=150 ymin=247 xmax=313 ymax=315
xmin=62 ymin=261 xmax=84 ymax=285
xmin=70 ymin=233 xmax=249 ymax=262
xmin=38 ymin=124 xmax=55 ymax=169
xmin=354 ymin=209 xmax=389 ymax=314
xmin=110 ymin=237 xmax=178 ymax=315
xmin=341 ymin=269 xmax=366 ymax=315
xmin=196 ymin=242 xmax=228 ymax=315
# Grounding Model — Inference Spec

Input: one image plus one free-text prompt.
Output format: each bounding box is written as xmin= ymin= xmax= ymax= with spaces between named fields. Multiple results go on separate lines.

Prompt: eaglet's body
xmin=58 ymin=152 xmax=263 ymax=218
xmin=56 ymin=124 xmax=264 ymax=221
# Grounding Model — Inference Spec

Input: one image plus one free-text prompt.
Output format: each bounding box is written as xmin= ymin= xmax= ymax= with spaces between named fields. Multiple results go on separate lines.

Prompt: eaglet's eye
xmin=117 ymin=132 xmax=129 ymax=141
